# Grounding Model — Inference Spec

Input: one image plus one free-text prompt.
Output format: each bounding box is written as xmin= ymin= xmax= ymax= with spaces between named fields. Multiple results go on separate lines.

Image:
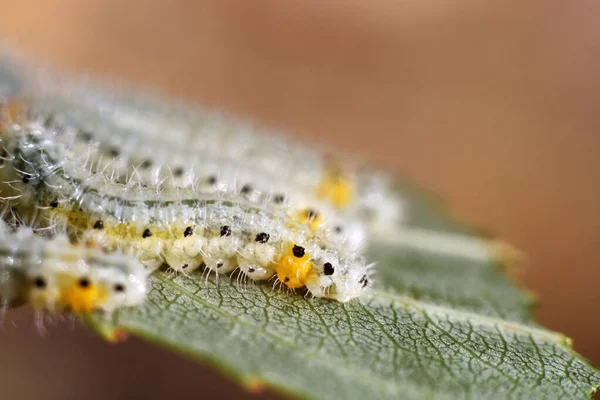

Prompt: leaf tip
xmin=79 ymin=312 xmax=129 ymax=343
xmin=561 ymin=334 xmax=574 ymax=348
xmin=491 ymin=240 xmax=527 ymax=272
xmin=588 ymin=382 xmax=600 ymax=400
xmin=106 ymin=329 xmax=130 ymax=343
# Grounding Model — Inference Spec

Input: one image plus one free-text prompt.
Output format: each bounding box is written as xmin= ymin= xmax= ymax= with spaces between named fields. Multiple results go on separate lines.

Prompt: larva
xmin=0 ymin=219 xmax=146 ymax=313
xmin=0 ymin=105 xmax=373 ymax=303
xmin=21 ymin=95 xmax=368 ymax=252
xmin=33 ymin=79 xmax=404 ymax=231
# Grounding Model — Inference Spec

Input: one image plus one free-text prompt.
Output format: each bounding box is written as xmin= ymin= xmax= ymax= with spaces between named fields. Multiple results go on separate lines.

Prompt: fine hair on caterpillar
xmin=11 ymin=97 xmax=371 ymax=252
xmin=33 ymin=78 xmax=405 ymax=230
xmin=0 ymin=108 xmax=374 ymax=310
xmin=0 ymin=58 xmax=392 ymax=317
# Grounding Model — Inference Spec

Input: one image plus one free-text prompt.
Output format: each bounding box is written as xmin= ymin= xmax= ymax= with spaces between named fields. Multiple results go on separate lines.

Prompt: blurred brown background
xmin=0 ymin=1 xmax=598 ymax=399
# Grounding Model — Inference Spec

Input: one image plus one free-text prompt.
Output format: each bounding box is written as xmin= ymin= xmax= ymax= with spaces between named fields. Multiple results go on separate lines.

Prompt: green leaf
xmin=86 ymin=183 xmax=600 ymax=400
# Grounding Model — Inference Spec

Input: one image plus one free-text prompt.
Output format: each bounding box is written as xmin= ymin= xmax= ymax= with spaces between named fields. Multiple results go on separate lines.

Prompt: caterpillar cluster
xmin=36 ymin=80 xmax=404 ymax=231
xmin=0 ymin=72 xmax=398 ymax=314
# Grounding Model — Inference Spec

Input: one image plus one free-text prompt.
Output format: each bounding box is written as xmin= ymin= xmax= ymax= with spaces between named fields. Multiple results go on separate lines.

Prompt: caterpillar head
xmin=316 ymin=168 xmax=355 ymax=209
xmin=59 ymin=273 xmax=107 ymax=313
xmin=274 ymin=243 xmax=315 ymax=289
xmin=25 ymin=246 xmax=147 ymax=313
xmin=294 ymin=208 xmax=323 ymax=231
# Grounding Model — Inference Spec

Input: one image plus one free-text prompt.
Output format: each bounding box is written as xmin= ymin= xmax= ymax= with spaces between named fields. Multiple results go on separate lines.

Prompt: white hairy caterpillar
xmin=0 ymin=219 xmax=146 ymax=313
xmin=33 ymin=79 xmax=404 ymax=231
xmin=0 ymin=107 xmax=374 ymax=306
xmin=24 ymin=95 xmax=369 ymax=251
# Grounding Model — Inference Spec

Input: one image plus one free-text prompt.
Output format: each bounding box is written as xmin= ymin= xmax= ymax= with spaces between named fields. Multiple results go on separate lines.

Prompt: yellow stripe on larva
xmin=45 ymin=207 xmax=327 ymax=292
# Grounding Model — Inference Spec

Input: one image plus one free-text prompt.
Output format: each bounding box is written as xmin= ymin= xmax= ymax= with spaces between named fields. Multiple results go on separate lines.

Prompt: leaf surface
xmin=87 ymin=185 xmax=600 ymax=400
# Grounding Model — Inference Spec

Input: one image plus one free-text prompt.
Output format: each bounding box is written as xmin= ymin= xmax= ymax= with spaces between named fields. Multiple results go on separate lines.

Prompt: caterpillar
xmin=34 ymin=78 xmax=405 ymax=232
xmin=6 ymin=92 xmax=368 ymax=251
xmin=0 ymin=97 xmax=374 ymax=308
xmin=0 ymin=219 xmax=146 ymax=313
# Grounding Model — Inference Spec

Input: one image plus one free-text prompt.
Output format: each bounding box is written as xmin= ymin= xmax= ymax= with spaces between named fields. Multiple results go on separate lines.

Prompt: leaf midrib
xmin=370 ymin=289 xmax=564 ymax=344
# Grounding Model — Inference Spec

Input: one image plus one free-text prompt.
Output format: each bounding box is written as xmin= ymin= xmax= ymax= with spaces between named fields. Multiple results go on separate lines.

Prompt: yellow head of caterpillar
xmin=60 ymin=276 xmax=107 ymax=313
xmin=273 ymin=243 xmax=316 ymax=289
xmin=294 ymin=208 xmax=323 ymax=231
xmin=316 ymin=168 xmax=354 ymax=209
